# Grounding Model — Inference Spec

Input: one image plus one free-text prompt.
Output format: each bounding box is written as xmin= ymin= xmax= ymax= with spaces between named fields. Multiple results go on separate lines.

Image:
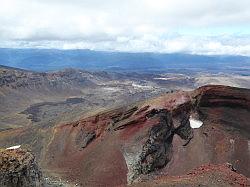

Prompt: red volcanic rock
xmin=43 ymin=85 xmax=250 ymax=186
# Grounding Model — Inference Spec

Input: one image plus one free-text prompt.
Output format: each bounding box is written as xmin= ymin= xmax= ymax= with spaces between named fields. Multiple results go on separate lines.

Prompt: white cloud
xmin=0 ymin=0 xmax=250 ymax=55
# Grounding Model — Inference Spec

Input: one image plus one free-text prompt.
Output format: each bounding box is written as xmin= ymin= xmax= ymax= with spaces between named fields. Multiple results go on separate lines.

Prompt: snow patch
xmin=154 ymin=77 xmax=185 ymax=81
xmin=154 ymin=77 xmax=174 ymax=80
xmin=189 ymin=118 xmax=203 ymax=129
xmin=132 ymin=83 xmax=153 ymax=89
xmin=102 ymin=87 xmax=120 ymax=92
xmin=6 ymin=145 xmax=21 ymax=150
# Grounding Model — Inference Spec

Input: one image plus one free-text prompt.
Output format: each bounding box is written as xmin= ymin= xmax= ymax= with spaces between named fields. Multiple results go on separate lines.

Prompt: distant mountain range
xmin=0 ymin=48 xmax=249 ymax=74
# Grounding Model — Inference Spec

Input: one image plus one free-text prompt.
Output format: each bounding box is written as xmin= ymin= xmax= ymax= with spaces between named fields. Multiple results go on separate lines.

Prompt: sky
xmin=0 ymin=0 xmax=250 ymax=55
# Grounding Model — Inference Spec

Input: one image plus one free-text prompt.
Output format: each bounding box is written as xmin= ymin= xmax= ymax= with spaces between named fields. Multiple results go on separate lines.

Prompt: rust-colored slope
xmin=43 ymin=85 xmax=250 ymax=186
xmin=130 ymin=163 xmax=250 ymax=187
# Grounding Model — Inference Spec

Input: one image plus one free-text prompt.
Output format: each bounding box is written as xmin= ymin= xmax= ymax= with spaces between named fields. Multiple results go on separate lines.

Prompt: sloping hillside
xmin=40 ymin=85 xmax=250 ymax=186
xmin=0 ymin=66 xmax=250 ymax=186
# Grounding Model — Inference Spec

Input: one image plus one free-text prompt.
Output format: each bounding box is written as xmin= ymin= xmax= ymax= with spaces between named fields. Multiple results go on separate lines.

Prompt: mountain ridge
xmin=1 ymin=48 xmax=249 ymax=73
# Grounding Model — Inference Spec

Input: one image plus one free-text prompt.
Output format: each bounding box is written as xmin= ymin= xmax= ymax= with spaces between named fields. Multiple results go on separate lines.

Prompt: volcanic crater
xmin=39 ymin=85 xmax=250 ymax=186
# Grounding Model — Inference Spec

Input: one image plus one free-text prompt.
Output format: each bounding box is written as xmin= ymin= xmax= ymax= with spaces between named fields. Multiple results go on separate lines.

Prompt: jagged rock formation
xmin=124 ymin=110 xmax=175 ymax=183
xmin=75 ymin=130 xmax=96 ymax=149
xmin=124 ymin=109 xmax=195 ymax=183
xmin=0 ymin=149 xmax=43 ymax=187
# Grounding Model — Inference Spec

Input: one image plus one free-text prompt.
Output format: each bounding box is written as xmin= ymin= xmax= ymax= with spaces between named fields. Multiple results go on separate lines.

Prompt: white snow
xmin=189 ymin=118 xmax=203 ymax=129
xmin=102 ymin=87 xmax=120 ymax=92
xmin=153 ymin=76 xmax=189 ymax=81
xmin=154 ymin=77 xmax=174 ymax=80
xmin=6 ymin=145 xmax=21 ymax=150
xmin=132 ymin=83 xmax=153 ymax=89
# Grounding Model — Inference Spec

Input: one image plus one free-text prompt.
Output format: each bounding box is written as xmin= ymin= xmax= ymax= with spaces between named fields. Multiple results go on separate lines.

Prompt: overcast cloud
xmin=0 ymin=0 xmax=250 ymax=55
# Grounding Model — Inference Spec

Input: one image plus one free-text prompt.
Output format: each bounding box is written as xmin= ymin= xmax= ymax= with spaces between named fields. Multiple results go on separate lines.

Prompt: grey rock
xmin=0 ymin=149 xmax=43 ymax=187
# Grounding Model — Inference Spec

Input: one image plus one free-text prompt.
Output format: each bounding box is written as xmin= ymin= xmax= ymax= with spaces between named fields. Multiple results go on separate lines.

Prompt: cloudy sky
xmin=1 ymin=0 xmax=250 ymax=55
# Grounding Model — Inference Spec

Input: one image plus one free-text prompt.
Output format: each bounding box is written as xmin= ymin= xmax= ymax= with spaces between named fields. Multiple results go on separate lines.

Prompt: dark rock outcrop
xmin=139 ymin=111 xmax=174 ymax=174
xmin=0 ymin=149 xmax=43 ymax=187
xmin=75 ymin=130 xmax=96 ymax=149
xmin=174 ymin=112 xmax=194 ymax=146
xmin=124 ymin=109 xmax=194 ymax=183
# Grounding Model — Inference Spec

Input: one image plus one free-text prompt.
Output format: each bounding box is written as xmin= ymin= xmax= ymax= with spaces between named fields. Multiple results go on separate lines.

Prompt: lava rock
xmin=0 ymin=148 xmax=43 ymax=187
